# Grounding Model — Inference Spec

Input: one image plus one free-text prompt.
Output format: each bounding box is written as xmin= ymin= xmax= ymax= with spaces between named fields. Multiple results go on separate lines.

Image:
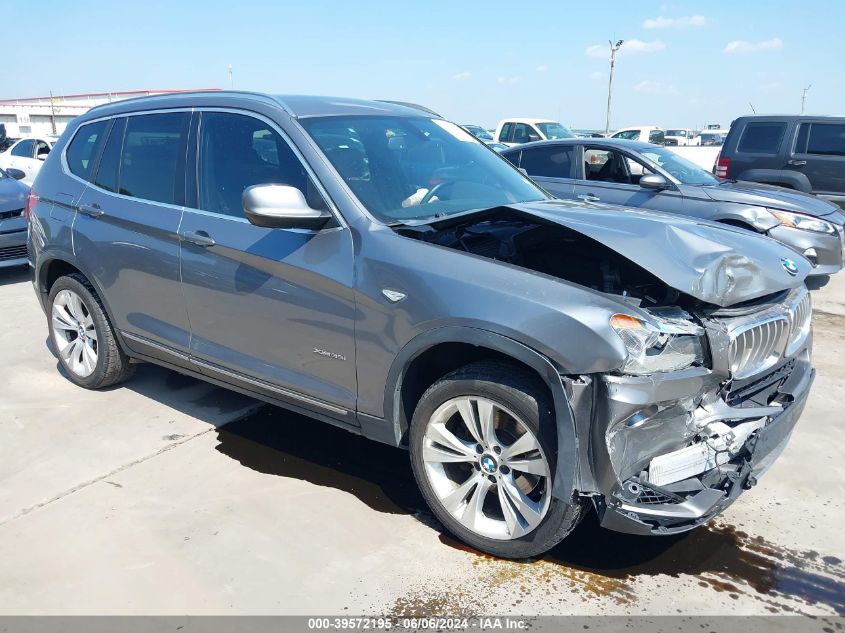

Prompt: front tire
xmin=409 ymin=361 xmax=583 ymax=558
xmin=48 ymin=274 xmax=134 ymax=389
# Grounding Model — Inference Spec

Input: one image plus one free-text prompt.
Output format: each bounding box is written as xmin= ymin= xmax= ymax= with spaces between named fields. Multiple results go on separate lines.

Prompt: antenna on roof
xmin=228 ymin=64 xmax=234 ymax=90
xmin=748 ymin=102 xmax=756 ymax=114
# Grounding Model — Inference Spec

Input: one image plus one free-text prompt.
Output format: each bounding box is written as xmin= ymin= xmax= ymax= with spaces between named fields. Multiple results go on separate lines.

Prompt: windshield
xmin=666 ymin=130 xmax=687 ymax=137
xmin=464 ymin=125 xmax=493 ymax=141
xmin=300 ymin=116 xmax=547 ymax=223
xmin=536 ymin=122 xmax=575 ymax=140
xmin=638 ymin=146 xmax=719 ymax=185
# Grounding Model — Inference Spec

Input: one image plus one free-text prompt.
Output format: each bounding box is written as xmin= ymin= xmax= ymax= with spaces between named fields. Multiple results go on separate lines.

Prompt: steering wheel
xmin=419 ymin=180 xmax=456 ymax=205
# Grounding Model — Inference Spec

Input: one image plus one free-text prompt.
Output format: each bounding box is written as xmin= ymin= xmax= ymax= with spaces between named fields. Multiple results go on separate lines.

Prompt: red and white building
xmin=0 ymin=89 xmax=220 ymax=137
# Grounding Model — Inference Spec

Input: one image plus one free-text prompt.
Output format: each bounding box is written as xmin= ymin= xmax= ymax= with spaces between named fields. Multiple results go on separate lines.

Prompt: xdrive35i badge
xmin=313 ymin=348 xmax=346 ymax=361
xmin=781 ymin=257 xmax=799 ymax=276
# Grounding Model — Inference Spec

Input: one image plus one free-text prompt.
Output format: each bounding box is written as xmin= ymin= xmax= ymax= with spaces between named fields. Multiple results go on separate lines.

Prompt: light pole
xmin=49 ymin=90 xmax=58 ymax=135
xmin=801 ymin=84 xmax=812 ymax=114
xmin=228 ymin=64 xmax=234 ymax=89
xmin=605 ymin=39 xmax=624 ymax=135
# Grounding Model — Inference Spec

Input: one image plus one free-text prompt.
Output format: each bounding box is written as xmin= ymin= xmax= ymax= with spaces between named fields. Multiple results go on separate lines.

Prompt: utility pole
xmin=228 ymin=64 xmax=234 ymax=89
xmin=605 ymin=39 xmax=624 ymax=135
xmin=801 ymin=84 xmax=812 ymax=114
xmin=49 ymin=90 xmax=57 ymax=135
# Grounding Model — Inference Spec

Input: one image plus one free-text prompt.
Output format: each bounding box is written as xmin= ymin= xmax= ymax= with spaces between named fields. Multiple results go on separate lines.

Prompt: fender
xmin=736 ymin=169 xmax=812 ymax=193
xmin=711 ymin=202 xmax=779 ymax=232
xmin=384 ymin=325 xmax=581 ymax=502
xmin=34 ymin=252 xmax=132 ymax=357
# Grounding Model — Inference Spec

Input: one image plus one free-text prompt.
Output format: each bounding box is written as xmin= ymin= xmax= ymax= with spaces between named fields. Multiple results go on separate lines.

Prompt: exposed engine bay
xmin=396 ymin=206 xmax=815 ymax=535
xmin=397 ymin=208 xmax=687 ymax=308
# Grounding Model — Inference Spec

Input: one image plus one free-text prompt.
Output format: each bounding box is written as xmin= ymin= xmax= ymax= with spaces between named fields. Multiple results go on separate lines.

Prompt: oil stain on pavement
xmin=216 ymin=406 xmax=845 ymax=616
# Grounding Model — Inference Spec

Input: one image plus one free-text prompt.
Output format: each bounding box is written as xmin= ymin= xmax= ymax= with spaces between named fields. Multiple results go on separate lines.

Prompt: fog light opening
xmin=803 ymin=247 xmax=818 ymax=266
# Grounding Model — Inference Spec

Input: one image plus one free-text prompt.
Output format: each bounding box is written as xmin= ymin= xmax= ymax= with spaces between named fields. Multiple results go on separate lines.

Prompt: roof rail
xmin=375 ymin=100 xmax=442 ymax=118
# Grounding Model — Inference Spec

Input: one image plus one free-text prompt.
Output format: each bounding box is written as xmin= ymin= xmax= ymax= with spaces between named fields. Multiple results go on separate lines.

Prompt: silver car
xmin=504 ymin=138 xmax=845 ymax=275
xmin=28 ymin=93 xmax=816 ymax=558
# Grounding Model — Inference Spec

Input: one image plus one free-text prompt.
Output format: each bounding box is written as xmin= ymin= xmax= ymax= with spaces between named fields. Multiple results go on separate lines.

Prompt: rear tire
xmin=409 ymin=361 xmax=584 ymax=559
xmin=48 ymin=274 xmax=134 ymax=389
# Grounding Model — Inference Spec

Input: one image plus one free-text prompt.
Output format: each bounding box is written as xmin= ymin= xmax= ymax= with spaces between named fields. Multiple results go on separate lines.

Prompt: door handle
xmin=788 ymin=160 xmax=807 ymax=166
xmin=181 ymin=230 xmax=216 ymax=247
xmin=577 ymin=194 xmax=601 ymax=202
xmin=78 ymin=203 xmax=104 ymax=218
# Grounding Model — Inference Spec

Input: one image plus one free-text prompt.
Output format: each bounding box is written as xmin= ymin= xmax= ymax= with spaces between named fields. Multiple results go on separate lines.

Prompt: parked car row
xmin=23 ymin=92 xmax=820 ymax=560
xmin=390 ymin=112 xmax=845 ymax=217
xmin=503 ymin=137 xmax=844 ymax=275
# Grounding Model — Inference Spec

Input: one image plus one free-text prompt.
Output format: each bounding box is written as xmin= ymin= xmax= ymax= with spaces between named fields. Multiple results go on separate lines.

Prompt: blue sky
xmin=5 ymin=0 xmax=843 ymax=130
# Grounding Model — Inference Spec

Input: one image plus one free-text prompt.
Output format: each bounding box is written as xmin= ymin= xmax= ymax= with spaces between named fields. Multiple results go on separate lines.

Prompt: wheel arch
xmin=711 ymin=203 xmax=780 ymax=232
xmin=385 ymin=326 xmax=580 ymax=502
xmin=36 ymin=255 xmax=130 ymax=356
xmin=735 ymin=168 xmax=812 ymax=193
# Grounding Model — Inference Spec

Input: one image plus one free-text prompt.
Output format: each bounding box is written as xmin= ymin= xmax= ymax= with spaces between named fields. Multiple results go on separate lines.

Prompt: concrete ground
xmin=0 ymin=265 xmax=843 ymax=617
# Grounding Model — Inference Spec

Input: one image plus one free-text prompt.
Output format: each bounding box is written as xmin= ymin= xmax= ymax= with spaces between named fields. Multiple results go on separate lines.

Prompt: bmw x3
xmin=28 ymin=93 xmax=815 ymax=558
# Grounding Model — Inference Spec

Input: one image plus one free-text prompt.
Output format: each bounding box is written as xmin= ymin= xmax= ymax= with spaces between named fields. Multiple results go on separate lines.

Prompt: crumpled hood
xmin=702 ymin=180 xmax=840 ymax=217
xmin=510 ymin=200 xmax=810 ymax=307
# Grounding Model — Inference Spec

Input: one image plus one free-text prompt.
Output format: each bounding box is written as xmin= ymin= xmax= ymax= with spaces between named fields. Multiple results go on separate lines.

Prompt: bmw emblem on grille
xmin=781 ymin=257 xmax=799 ymax=276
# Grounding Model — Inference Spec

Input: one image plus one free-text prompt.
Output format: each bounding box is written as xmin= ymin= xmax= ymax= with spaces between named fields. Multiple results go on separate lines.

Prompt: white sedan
xmin=0 ymin=136 xmax=58 ymax=185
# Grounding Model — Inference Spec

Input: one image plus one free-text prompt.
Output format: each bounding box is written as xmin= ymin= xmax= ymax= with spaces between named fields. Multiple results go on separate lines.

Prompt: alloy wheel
xmin=422 ymin=396 xmax=551 ymax=540
xmin=51 ymin=289 xmax=98 ymax=378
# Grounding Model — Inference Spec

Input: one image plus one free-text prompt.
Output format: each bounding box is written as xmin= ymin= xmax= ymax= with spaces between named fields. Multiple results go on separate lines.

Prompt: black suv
xmin=718 ymin=115 xmax=845 ymax=209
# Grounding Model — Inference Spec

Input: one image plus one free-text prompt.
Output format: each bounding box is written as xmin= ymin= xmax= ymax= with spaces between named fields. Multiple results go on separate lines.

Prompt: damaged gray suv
xmin=28 ymin=93 xmax=815 ymax=558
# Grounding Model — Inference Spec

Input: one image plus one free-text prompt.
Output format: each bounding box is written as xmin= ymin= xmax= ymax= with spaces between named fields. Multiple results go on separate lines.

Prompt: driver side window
xmin=623 ymin=156 xmax=655 ymax=185
xmin=583 ymin=149 xmax=655 ymax=185
xmin=584 ymin=148 xmax=632 ymax=184
xmin=197 ymin=112 xmax=326 ymax=218
xmin=35 ymin=141 xmax=50 ymax=159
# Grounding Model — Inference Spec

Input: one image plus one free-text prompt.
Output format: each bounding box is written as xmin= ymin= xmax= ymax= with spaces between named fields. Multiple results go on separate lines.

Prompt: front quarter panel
xmin=352 ymin=222 xmax=631 ymax=420
xmin=710 ymin=201 xmax=781 ymax=231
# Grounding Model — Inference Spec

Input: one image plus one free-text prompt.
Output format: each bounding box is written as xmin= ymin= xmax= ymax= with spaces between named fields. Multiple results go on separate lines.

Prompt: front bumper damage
xmin=581 ymin=286 xmax=815 ymax=535
xmin=767 ymin=222 xmax=845 ymax=276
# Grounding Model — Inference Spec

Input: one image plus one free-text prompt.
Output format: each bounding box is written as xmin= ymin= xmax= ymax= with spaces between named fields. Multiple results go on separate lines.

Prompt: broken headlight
xmin=610 ymin=313 xmax=705 ymax=375
xmin=769 ymin=210 xmax=836 ymax=235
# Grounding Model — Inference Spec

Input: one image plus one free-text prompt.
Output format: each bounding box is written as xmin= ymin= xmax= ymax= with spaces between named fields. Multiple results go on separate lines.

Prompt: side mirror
xmin=639 ymin=173 xmax=670 ymax=190
xmin=37 ymin=153 xmax=48 ymax=161
xmin=242 ymin=184 xmax=333 ymax=230
xmin=6 ymin=168 xmax=26 ymax=180
xmin=527 ymin=133 xmax=541 ymax=142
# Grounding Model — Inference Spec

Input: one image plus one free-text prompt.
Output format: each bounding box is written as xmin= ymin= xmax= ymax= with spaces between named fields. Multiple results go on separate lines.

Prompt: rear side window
xmin=648 ymin=130 xmax=665 ymax=144
xmin=94 ymin=118 xmax=126 ymax=192
xmin=119 ymin=113 xmax=189 ymax=204
xmin=612 ymin=130 xmax=640 ymax=141
xmin=797 ymin=122 xmax=845 ymax=157
xmin=499 ymin=122 xmax=513 ymax=142
xmin=737 ymin=122 xmax=786 ymax=154
xmin=512 ymin=123 xmax=536 ymax=144
xmin=66 ymin=121 xmax=109 ymax=180
xmin=10 ymin=139 xmax=35 ymax=158
xmin=519 ymin=146 xmax=574 ymax=178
